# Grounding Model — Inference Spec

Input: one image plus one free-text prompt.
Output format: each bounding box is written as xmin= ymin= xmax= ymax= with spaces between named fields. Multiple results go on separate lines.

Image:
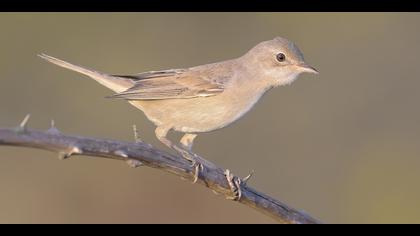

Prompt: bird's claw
xmin=224 ymin=169 xmax=254 ymax=201
xmin=184 ymin=151 xmax=204 ymax=184
xmin=191 ymin=161 xmax=204 ymax=183
xmin=175 ymin=147 xmax=204 ymax=183
xmin=224 ymin=169 xmax=243 ymax=201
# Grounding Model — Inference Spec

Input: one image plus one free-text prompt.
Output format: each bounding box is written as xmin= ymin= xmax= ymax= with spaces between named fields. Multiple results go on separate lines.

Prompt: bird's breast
xmin=131 ymin=86 xmax=267 ymax=133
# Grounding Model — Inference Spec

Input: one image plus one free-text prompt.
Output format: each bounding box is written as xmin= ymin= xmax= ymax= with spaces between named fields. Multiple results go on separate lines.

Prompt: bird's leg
xmin=179 ymin=133 xmax=204 ymax=182
xmin=155 ymin=127 xmax=203 ymax=183
xmin=180 ymin=133 xmax=197 ymax=151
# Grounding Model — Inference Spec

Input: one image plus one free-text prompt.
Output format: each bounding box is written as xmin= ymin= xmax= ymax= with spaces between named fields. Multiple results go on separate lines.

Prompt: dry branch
xmin=0 ymin=115 xmax=320 ymax=224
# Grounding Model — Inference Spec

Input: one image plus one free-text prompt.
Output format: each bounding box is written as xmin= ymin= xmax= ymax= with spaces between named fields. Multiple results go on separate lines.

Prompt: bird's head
xmin=242 ymin=37 xmax=318 ymax=87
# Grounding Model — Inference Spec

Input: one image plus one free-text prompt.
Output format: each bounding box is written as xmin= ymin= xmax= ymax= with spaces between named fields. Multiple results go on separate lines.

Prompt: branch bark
xmin=0 ymin=116 xmax=321 ymax=224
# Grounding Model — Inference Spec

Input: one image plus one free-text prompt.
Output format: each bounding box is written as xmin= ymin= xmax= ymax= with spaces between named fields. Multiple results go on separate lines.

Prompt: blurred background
xmin=0 ymin=13 xmax=419 ymax=223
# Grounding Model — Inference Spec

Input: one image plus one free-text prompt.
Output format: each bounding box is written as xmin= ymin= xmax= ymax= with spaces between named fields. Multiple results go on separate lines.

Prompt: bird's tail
xmin=38 ymin=53 xmax=134 ymax=93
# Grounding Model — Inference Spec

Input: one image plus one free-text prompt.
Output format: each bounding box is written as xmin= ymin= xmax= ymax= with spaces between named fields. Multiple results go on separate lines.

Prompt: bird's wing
xmin=112 ymin=68 xmax=187 ymax=80
xmin=108 ymin=68 xmax=227 ymax=100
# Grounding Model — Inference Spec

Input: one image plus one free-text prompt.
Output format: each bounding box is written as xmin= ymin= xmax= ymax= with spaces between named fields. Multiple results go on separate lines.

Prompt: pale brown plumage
xmin=108 ymin=68 xmax=225 ymax=100
xmin=39 ymin=36 xmax=318 ymax=185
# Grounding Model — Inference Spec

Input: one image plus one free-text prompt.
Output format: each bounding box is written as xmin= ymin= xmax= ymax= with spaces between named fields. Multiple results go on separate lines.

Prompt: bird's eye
xmin=276 ymin=53 xmax=286 ymax=62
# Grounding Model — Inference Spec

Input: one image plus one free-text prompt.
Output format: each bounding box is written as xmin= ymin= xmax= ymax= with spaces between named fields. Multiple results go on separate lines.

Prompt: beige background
xmin=0 ymin=13 xmax=419 ymax=223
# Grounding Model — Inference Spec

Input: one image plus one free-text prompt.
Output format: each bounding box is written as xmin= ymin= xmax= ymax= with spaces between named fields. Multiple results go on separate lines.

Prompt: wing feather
xmin=108 ymin=68 xmax=227 ymax=100
xmin=112 ymin=69 xmax=187 ymax=80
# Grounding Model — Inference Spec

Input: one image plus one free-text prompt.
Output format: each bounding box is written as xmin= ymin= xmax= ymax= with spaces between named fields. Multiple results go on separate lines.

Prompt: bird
xmin=39 ymin=36 xmax=318 ymax=199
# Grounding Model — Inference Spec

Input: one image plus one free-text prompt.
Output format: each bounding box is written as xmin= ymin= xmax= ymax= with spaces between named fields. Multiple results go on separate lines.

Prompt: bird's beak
xmin=297 ymin=63 xmax=319 ymax=74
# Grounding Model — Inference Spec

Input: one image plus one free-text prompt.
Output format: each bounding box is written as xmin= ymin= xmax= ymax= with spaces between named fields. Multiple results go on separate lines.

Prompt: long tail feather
xmin=38 ymin=53 xmax=133 ymax=93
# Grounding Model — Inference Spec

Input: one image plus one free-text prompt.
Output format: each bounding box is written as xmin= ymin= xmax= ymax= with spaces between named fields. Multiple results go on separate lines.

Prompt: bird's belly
xmin=130 ymin=91 xmax=263 ymax=133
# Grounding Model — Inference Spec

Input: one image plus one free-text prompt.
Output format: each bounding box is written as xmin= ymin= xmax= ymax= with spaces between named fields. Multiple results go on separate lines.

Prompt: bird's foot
xmin=173 ymin=146 xmax=204 ymax=183
xmin=190 ymin=159 xmax=204 ymax=184
xmin=224 ymin=169 xmax=254 ymax=201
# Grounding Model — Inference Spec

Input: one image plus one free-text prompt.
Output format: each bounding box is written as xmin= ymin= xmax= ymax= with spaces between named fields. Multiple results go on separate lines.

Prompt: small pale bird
xmin=39 ymin=36 xmax=318 ymax=194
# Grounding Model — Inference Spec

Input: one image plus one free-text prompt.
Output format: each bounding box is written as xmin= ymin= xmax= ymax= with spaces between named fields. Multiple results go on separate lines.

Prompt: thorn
xmin=16 ymin=114 xmax=31 ymax=133
xmin=71 ymin=146 xmax=82 ymax=155
xmin=132 ymin=125 xmax=142 ymax=143
xmin=57 ymin=147 xmax=82 ymax=160
xmin=126 ymin=159 xmax=143 ymax=168
xmin=20 ymin=114 xmax=31 ymax=128
xmin=46 ymin=119 xmax=60 ymax=135
xmin=58 ymin=152 xmax=70 ymax=160
xmin=115 ymin=149 xmax=143 ymax=168
xmin=114 ymin=150 xmax=128 ymax=158
xmin=242 ymin=170 xmax=254 ymax=184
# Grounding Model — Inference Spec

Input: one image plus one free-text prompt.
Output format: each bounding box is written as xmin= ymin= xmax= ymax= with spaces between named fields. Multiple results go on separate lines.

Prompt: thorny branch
xmin=0 ymin=114 xmax=321 ymax=224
